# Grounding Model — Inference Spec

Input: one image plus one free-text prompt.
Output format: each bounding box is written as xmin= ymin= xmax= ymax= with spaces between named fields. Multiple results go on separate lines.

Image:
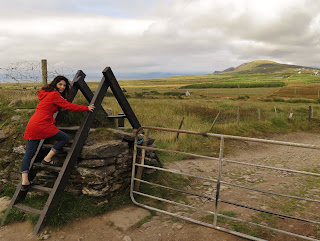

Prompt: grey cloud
xmin=1 ymin=0 xmax=320 ymax=77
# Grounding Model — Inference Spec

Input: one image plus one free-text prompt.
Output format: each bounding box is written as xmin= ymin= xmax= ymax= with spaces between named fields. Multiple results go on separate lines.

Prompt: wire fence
xmin=0 ymin=60 xmax=75 ymax=83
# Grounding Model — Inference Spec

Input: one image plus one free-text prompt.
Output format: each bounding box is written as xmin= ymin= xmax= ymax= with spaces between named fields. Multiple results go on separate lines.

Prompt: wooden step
xmin=57 ymin=126 xmax=80 ymax=132
xmin=42 ymin=144 xmax=70 ymax=153
xmin=14 ymin=203 xmax=42 ymax=215
xmin=30 ymin=185 xmax=52 ymax=194
xmin=57 ymin=126 xmax=96 ymax=133
xmin=107 ymin=114 xmax=126 ymax=118
xmin=33 ymin=163 xmax=62 ymax=172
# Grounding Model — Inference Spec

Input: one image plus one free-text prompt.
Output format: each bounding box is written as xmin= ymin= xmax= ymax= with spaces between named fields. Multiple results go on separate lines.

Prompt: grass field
xmin=1 ymin=60 xmax=320 ymax=239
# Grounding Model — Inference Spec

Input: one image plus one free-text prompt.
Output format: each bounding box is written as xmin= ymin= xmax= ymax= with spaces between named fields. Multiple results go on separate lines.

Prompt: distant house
xmin=313 ymin=71 xmax=319 ymax=76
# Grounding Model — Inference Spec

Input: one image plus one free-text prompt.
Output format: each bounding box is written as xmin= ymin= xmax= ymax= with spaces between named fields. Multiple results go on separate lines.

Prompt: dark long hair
xmin=42 ymin=75 xmax=70 ymax=98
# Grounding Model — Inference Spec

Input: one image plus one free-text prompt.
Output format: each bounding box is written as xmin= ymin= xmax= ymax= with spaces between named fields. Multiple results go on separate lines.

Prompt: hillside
xmin=214 ymin=60 xmax=320 ymax=75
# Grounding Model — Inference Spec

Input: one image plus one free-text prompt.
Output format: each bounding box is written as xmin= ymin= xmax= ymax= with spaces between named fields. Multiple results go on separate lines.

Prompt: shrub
xmin=181 ymin=82 xmax=286 ymax=89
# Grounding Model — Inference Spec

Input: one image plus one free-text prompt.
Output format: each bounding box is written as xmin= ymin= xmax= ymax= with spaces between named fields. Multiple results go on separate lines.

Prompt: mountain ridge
xmin=214 ymin=60 xmax=320 ymax=75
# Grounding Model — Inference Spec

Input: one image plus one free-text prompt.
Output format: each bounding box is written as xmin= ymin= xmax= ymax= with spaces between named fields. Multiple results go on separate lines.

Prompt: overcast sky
xmin=0 ymin=0 xmax=320 ymax=80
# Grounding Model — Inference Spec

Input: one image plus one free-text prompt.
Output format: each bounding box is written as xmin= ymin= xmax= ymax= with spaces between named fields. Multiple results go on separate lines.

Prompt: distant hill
xmin=214 ymin=60 xmax=320 ymax=75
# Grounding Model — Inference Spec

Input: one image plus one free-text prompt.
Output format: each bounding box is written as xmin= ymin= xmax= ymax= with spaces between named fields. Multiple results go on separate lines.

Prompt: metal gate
xmin=130 ymin=126 xmax=320 ymax=241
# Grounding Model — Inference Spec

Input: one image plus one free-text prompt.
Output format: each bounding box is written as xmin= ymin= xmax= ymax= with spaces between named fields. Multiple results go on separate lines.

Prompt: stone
xmin=203 ymin=182 xmax=212 ymax=186
xmin=0 ymin=130 xmax=7 ymax=143
xmin=8 ymin=99 xmax=22 ymax=107
xmin=11 ymin=115 xmax=20 ymax=121
xmin=141 ymin=220 xmax=157 ymax=228
xmin=103 ymin=206 xmax=150 ymax=231
xmin=0 ymin=196 xmax=11 ymax=212
xmin=123 ymin=236 xmax=132 ymax=241
xmin=172 ymin=223 xmax=183 ymax=230
xmin=14 ymin=109 xmax=35 ymax=113
xmin=78 ymin=158 xmax=116 ymax=168
xmin=109 ymin=183 xmax=122 ymax=192
xmin=110 ymin=129 xmax=136 ymax=142
xmin=77 ymin=165 xmax=116 ymax=178
xmin=82 ymin=185 xmax=110 ymax=197
xmin=42 ymin=234 xmax=50 ymax=240
xmin=80 ymin=141 xmax=128 ymax=159
xmin=13 ymin=145 xmax=26 ymax=154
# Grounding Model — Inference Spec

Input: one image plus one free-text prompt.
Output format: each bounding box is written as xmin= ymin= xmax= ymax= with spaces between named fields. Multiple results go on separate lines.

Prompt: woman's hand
xmin=88 ymin=104 xmax=95 ymax=112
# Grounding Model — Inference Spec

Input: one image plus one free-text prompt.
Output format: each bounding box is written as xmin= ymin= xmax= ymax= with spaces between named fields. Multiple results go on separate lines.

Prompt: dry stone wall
xmin=34 ymin=129 xmax=159 ymax=199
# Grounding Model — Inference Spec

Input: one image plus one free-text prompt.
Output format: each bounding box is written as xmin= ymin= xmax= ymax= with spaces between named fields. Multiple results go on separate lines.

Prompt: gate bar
xmin=131 ymin=126 xmax=320 ymax=240
xmin=137 ymin=145 xmax=320 ymax=177
xmin=137 ymin=126 xmax=320 ymax=150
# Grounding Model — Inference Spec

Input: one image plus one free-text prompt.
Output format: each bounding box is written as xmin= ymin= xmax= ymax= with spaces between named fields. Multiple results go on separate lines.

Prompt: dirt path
xmin=1 ymin=132 xmax=320 ymax=241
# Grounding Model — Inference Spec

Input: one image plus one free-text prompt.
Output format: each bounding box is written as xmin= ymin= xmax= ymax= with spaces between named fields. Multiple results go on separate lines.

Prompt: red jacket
xmin=24 ymin=90 xmax=89 ymax=140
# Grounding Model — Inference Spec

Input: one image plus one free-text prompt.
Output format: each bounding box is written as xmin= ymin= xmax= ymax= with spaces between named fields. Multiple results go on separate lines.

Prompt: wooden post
xmin=258 ymin=106 xmax=261 ymax=121
xmin=175 ymin=117 xmax=185 ymax=141
xmin=134 ymin=129 xmax=149 ymax=191
xmin=309 ymin=106 xmax=312 ymax=122
xmin=274 ymin=106 xmax=278 ymax=117
xmin=294 ymin=87 xmax=296 ymax=95
xmin=41 ymin=59 xmax=47 ymax=86
xmin=318 ymin=89 xmax=319 ymax=98
xmin=237 ymin=106 xmax=240 ymax=126
xmin=209 ymin=110 xmax=221 ymax=132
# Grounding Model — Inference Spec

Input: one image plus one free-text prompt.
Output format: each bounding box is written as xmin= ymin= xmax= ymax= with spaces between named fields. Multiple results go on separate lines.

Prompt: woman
xmin=21 ymin=75 xmax=95 ymax=191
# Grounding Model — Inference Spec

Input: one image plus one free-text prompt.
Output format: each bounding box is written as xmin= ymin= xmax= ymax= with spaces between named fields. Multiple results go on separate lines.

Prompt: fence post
xmin=274 ymin=106 xmax=278 ymax=117
xmin=258 ymin=106 xmax=261 ymax=121
xmin=175 ymin=117 xmax=184 ymax=141
xmin=209 ymin=110 xmax=221 ymax=132
xmin=214 ymin=136 xmax=224 ymax=227
xmin=134 ymin=129 xmax=149 ymax=191
xmin=237 ymin=106 xmax=240 ymax=126
xmin=309 ymin=106 xmax=312 ymax=122
xmin=41 ymin=59 xmax=47 ymax=86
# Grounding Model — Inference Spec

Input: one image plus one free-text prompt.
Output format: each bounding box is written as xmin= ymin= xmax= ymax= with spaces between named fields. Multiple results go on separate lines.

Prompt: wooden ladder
xmin=1 ymin=67 xmax=141 ymax=235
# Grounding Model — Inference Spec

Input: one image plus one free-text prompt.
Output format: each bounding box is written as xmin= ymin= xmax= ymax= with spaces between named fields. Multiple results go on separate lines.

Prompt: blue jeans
xmin=21 ymin=131 xmax=69 ymax=173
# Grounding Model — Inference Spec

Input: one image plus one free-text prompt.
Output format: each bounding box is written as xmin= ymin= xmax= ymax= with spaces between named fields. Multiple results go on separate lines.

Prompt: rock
xmin=172 ymin=223 xmax=183 ymax=230
xmin=123 ymin=236 xmax=132 ymax=241
xmin=11 ymin=115 xmax=20 ymax=121
xmin=82 ymin=185 xmax=110 ymax=197
xmin=141 ymin=220 xmax=157 ymax=228
xmin=109 ymin=183 xmax=122 ymax=192
xmin=8 ymin=99 xmax=22 ymax=107
xmin=78 ymin=158 xmax=116 ymax=168
xmin=42 ymin=234 xmax=50 ymax=240
xmin=14 ymin=109 xmax=35 ymax=113
xmin=80 ymin=141 xmax=128 ymax=159
xmin=103 ymin=206 xmax=150 ymax=231
xmin=0 ymin=130 xmax=7 ymax=143
xmin=203 ymin=182 xmax=212 ymax=186
xmin=110 ymin=129 xmax=136 ymax=142
xmin=13 ymin=145 xmax=26 ymax=154
xmin=77 ymin=165 xmax=116 ymax=178
xmin=0 ymin=196 xmax=11 ymax=212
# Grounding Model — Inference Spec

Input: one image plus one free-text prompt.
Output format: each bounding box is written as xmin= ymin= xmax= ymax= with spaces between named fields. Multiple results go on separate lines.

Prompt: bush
xmin=181 ymin=82 xmax=286 ymax=89
xmin=163 ymin=92 xmax=184 ymax=96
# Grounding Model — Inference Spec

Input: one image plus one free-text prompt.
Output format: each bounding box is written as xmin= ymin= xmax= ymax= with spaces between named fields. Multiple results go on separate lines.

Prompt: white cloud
xmin=0 ymin=0 xmax=320 ymax=80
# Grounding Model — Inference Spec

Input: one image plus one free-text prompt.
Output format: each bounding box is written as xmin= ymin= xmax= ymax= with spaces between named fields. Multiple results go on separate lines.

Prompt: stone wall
xmin=33 ymin=129 xmax=159 ymax=199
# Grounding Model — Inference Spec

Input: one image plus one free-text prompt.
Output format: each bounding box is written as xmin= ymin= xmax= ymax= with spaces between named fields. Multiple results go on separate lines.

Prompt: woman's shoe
xmin=21 ymin=181 xmax=33 ymax=191
xmin=41 ymin=159 xmax=55 ymax=166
